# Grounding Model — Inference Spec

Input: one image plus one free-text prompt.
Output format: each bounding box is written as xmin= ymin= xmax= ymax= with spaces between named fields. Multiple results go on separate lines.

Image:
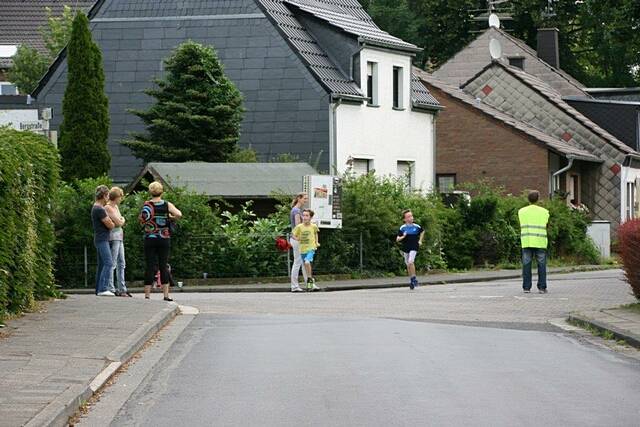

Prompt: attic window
xmin=508 ymin=57 xmax=525 ymax=70
xmin=366 ymin=62 xmax=378 ymax=106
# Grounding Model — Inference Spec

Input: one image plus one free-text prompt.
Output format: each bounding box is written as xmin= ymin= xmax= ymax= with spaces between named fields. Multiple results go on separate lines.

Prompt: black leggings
xmin=144 ymin=238 xmax=170 ymax=286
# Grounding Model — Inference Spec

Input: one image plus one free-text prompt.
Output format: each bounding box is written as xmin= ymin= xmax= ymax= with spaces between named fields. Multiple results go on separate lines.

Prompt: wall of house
xmin=333 ymin=48 xmax=435 ymax=189
xmin=428 ymin=85 xmax=549 ymax=195
xmin=34 ymin=0 xmax=331 ymax=183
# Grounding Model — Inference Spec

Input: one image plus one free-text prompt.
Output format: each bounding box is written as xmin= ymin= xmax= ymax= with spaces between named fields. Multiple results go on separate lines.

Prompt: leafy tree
xmin=7 ymin=45 xmax=49 ymax=94
xmin=6 ymin=5 xmax=75 ymax=94
xmin=42 ymin=5 xmax=75 ymax=59
xmin=124 ymin=41 xmax=244 ymax=162
xmin=58 ymin=12 xmax=110 ymax=180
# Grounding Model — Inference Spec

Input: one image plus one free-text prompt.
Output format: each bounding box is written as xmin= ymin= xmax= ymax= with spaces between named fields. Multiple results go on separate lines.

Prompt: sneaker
xmin=164 ymin=296 xmax=174 ymax=302
xmin=291 ymin=286 xmax=304 ymax=292
xmin=97 ymin=291 xmax=115 ymax=297
xmin=311 ymin=284 xmax=320 ymax=291
xmin=409 ymin=280 xmax=415 ymax=290
xmin=125 ymin=292 xmax=133 ymax=297
xmin=538 ymin=289 xmax=548 ymax=294
xmin=412 ymin=277 xmax=419 ymax=288
xmin=306 ymin=278 xmax=313 ymax=291
xmin=523 ymin=289 xmax=531 ymax=294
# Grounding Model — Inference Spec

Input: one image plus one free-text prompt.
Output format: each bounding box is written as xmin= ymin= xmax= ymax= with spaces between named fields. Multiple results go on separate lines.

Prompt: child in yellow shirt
xmin=292 ymin=209 xmax=320 ymax=291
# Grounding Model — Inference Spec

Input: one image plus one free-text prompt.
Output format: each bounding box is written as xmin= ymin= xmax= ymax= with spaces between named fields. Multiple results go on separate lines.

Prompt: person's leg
xmin=158 ymin=239 xmax=171 ymax=300
xmin=536 ymin=249 xmax=547 ymax=290
xmin=95 ymin=242 xmax=103 ymax=295
xmin=143 ymin=239 xmax=157 ymax=299
xmin=522 ymin=248 xmax=533 ymax=291
xmin=290 ymin=238 xmax=306 ymax=290
xmin=97 ymin=241 xmax=113 ymax=294
xmin=108 ymin=241 xmax=118 ymax=294
xmin=116 ymin=240 xmax=128 ymax=294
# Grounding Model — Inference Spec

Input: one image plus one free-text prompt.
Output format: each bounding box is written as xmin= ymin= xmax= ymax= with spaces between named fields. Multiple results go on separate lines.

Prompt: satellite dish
xmin=489 ymin=13 xmax=500 ymax=28
xmin=489 ymin=38 xmax=502 ymax=60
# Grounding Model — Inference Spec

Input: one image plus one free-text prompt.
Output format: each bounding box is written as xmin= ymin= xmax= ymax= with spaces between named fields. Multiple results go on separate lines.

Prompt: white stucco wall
xmin=331 ymin=48 xmax=436 ymax=190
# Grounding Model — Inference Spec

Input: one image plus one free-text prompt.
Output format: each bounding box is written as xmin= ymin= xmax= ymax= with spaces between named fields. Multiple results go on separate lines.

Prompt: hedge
xmin=0 ymin=128 xmax=60 ymax=320
xmin=52 ymin=174 xmax=600 ymax=287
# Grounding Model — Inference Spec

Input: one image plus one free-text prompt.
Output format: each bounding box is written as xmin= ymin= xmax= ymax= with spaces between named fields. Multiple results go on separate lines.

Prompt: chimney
xmin=537 ymin=28 xmax=560 ymax=69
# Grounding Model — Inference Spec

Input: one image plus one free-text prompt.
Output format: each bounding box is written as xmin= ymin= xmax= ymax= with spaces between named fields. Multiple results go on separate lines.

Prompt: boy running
xmin=396 ymin=209 xmax=424 ymax=290
xmin=292 ymin=209 xmax=320 ymax=291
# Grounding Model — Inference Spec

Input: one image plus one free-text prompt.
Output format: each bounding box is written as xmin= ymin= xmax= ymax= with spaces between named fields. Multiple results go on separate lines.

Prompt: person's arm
xmin=105 ymin=205 xmax=125 ymax=227
xmin=294 ymin=212 xmax=302 ymax=226
xmin=291 ymin=225 xmax=300 ymax=241
xmin=396 ymin=228 xmax=406 ymax=242
xmin=419 ymin=229 xmax=425 ymax=246
xmin=168 ymin=202 xmax=182 ymax=220
xmin=100 ymin=209 xmax=115 ymax=230
xmin=315 ymin=225 xmax=320 ymax=247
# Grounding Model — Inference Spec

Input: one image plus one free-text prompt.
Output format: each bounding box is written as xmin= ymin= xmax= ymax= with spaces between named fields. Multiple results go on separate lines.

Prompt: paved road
xmin=175 ymin=270 xmax=636 ymax=328
xmin=109 ymin=271 xmax=640 ymax=426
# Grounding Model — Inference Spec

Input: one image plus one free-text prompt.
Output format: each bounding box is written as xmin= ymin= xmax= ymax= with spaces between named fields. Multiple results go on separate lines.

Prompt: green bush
xmin=0 ymin=128 xmax=60 ymax=320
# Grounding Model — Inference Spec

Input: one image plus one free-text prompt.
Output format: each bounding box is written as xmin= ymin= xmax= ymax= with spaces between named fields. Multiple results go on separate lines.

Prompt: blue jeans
xmin=522 ymin=248 xmax=547 ymax=290
xmin=95 ymin=240 xmax=114 ymax=294
xmin=109 ymin=240 xmax=127 ymax=293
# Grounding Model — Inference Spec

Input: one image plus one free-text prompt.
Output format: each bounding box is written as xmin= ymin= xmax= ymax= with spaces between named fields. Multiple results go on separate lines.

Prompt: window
xmin=626 ymin=181 xmax=636 ymax=220
xmin=397 ymin=161 xmax=414 ymax=188
xmin=352 ymin=158 xmax=372 ymax=176
xmin=568 ymin=174 xmax=580 ymax=205
xmin=0 ymin=83 xmax=17 ymax=95
xmin=393 ymin=66 xmax=404 ymax=109
xmin=436 ymin=174 xmax=456 ymax=193
xmin=366 ymin=62 xmax=378 ymax=105
xmin=508 ymin=57 xmax=525 ymax=70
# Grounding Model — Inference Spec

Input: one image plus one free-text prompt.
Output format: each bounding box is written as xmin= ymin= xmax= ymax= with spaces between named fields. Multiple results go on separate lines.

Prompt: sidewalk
xmin=569 ymin=307 xmax=640 ymax=349
xmin=62 ymin=265 xmax=614 ymax=294
xmin=0 ymin=296 xmax=178 ymax=427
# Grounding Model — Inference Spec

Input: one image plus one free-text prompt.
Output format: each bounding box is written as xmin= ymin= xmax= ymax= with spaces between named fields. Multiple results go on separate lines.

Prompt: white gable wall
xmin=332 ymin=47 xmax=435 ymax=190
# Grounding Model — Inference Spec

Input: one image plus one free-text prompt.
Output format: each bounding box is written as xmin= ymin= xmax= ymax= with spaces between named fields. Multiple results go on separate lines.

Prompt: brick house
xmin=416 ymin=71 xmax=600 ymax=197
xmin=22 ymin=0 xmax=441 ymax=185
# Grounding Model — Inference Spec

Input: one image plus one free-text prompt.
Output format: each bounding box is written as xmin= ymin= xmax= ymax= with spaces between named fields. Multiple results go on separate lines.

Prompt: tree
xmin=6 ymin=6 xmax=75 ymax=94
xmin=7 ymin=45 xmax=49 ymax=94
xmin=58 ymin=12 xmax=110 ymax=180
xmin=124 ymin=41 xmax=244 ymax=162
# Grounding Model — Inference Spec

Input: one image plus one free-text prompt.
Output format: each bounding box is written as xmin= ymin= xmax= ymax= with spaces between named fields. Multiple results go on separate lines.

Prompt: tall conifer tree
xmin=59 ymin=12 xmax=110 ymax=180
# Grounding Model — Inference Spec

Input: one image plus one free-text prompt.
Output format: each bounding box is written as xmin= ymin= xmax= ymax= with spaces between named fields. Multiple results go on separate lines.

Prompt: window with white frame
xmin=393 ymin=66 xmax=404 ymax=109
xmin=366 ymin=62 xmax=378 ymax=105
xmin=397 ymin=161 xmax=414 ymax=188
xmin=568 ymin=174 xmax=580 ymax=205
xmin=351 ymin=158 xmax=372 ymax=176
xmin=626 ymin=181 xmax=637 ymax=220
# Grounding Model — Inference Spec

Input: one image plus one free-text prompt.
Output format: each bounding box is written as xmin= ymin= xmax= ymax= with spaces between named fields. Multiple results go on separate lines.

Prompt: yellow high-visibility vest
xmin=518 ymin=204 xmax=550 ymax=248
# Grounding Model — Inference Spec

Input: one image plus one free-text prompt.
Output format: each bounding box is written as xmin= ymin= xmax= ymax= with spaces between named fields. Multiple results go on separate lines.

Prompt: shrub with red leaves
xmin=618 ymin=219 xmax=640 ymax=300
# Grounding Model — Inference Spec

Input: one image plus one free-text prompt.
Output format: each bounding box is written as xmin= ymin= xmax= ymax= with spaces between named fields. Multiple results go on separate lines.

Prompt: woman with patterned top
xmin=139 ymin=181 xmax=182 ymax=301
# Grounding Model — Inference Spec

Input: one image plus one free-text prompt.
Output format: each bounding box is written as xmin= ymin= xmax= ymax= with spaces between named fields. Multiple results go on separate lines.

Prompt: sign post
xmin=303 ymin=175 xmax=342 ymax=229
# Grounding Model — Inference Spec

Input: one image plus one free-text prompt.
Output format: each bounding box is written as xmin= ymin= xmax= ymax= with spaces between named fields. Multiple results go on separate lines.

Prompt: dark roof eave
xmin=562 ymin=153 xmax=603 ymax=163
xmin=411 ymin=101 xmax=442 ymax=112
xmin=331 ymin=94 xmax=366 ymax=103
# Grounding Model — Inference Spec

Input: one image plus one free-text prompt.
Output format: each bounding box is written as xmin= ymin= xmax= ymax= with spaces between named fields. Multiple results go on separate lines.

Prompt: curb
xmin=61 ymin=265 xmax=616 ymax=294
xmin=567 ymin=313 xmax=640 ymax=349
xmin=25 ymin=304 xmax=180 ymax=427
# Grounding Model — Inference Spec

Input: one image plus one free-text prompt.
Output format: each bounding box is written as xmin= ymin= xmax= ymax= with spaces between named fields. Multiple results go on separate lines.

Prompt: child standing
xmin=396 ymin=209 xmax=424 ymax=290
xmin=292 ymin=209 xmax=320 ymax=291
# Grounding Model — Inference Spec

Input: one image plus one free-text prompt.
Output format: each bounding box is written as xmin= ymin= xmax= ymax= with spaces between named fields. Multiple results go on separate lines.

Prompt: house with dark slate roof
xmin=24 ymin=0 xmax=441 ymax=186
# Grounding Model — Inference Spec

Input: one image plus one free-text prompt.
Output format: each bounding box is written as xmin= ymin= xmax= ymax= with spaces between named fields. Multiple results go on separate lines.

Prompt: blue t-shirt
xmin=91 ymin=204 xmax=110 ymax=243
xmin=398 ymin=223 xmax=423 ymax=253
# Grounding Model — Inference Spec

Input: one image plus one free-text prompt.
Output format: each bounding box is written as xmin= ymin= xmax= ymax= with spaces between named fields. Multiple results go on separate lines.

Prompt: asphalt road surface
xmin=109 ymin=271 xmax=640 ymax=426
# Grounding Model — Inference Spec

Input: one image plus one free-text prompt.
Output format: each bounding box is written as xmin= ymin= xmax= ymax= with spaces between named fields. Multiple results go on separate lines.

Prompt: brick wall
xmin=430 ymin=84 xmax=549 ymax=196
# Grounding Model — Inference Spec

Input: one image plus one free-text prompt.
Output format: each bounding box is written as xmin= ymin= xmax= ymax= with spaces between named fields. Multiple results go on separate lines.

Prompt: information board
xmin=303 ymin=175 xmax=342 ymax=228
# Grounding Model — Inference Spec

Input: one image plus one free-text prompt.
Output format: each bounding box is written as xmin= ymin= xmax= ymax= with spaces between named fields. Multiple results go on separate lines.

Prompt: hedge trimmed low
xmin=0 ymin=128 xmax=61 ymax=320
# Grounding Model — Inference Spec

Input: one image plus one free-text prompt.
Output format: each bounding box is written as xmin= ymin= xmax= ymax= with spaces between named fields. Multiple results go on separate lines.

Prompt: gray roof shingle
xmin=465 ymin=61 xmax=635 ymax=155
xmin=133 ymin=162 xmax=318 ymax=197
xmin=415 ymin=70 xmax=601 ymax=162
